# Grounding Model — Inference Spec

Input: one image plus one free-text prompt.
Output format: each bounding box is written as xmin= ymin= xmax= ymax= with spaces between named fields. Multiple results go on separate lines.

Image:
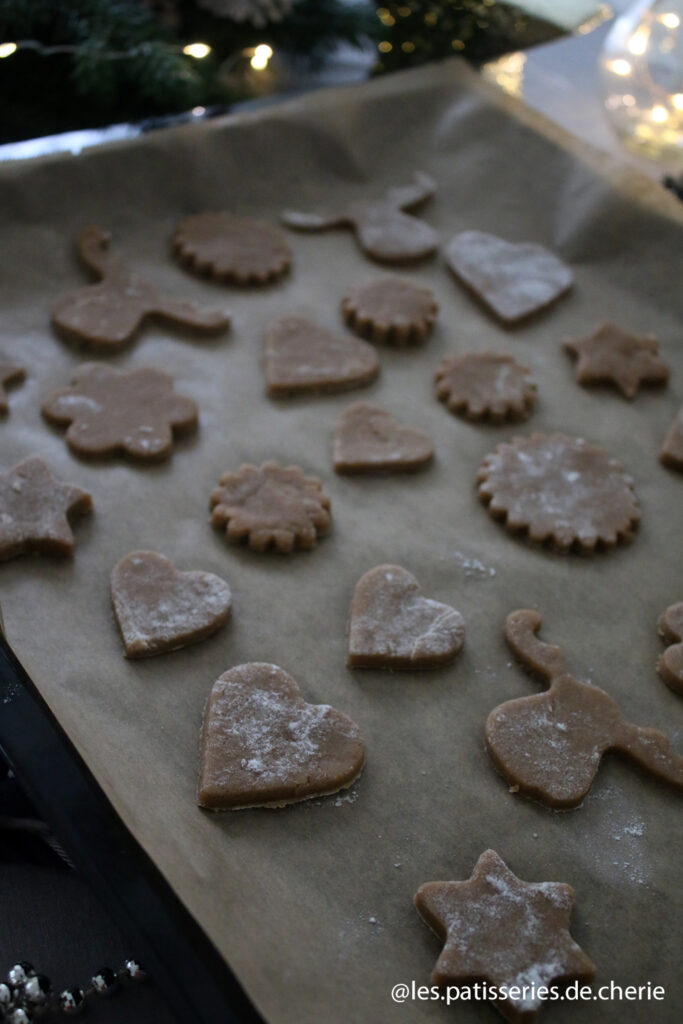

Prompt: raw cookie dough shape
xmin=210 ymin=462 xmax=331 ymax=553
xmin=485 ymin=609 xmax=683 ymax=809
xmin=347 ymin=564 xmax=465 ymax=669
xmin=333 ymin=402 xmax=434 ymax=474
xmin=445 ymin=230 xmax=573 ymax=325
xmin=657 ymin=602 xmax=683 ymax=695
xmin=282 ymin=172 xmax=439 ymax=264
xmin=341 ymin=275 xmax=437 ymax=345
xmin=173 ymin=211 xmax=291 ymax=285
xmin=435 ymin=352 xmax=536 ymax=423
xmin=0 ymin=456 xmax=92 ymax=562
xmin=42 ymin=364 xmax=198 ymax=462
xmin=563 ymin=322 xmax=669 ymax=399
xmin=0 ymin=362 xmax=26 ymax=416
xmin=52 ymin=226 xmax=229 ymax=350
xmin=415 ymin=849 xmax=595 ymax=1024
xmin=264 ymin=315 xmax=379 ymax=397
xmin=660 ymin=407 xmax=683 ymax=471
xmin=198 ymin=662 xmax=365 ymax=809
xmin=477 ymin=433 xmax=640 ymax=553
xmin=111 ymin=551 xmax=232 ymax=659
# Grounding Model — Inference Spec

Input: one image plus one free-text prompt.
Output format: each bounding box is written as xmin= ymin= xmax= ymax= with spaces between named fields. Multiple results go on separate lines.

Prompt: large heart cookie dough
xmin=264 ymin=316 xmax=379 ymax=397
xmin=111 ymin=551 xmax=232 ymax=659
xmin=333 ymin=403 xmax=433 ymax=474
xmin=348 ymin=564 xmax=465 ymax=670
xmin=198 ymin=663 xmax=365 ymax=810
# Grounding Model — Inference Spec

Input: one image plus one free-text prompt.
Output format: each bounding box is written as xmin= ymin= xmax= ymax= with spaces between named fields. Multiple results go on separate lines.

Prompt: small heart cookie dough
xmin=0 ymin=362 xmax=26 ymax=416
xmin=660 ymin=407 xmax=683 ymax=471
xmin=42 ymin=363 xmax=198 ymax=462
xmin=333 ymin=402 xmax=433 ymax=474
xmin=0 ymin=456 xmax=93 ymax=562
xmin=264 ymin=316 xmax=379 ymax=397
xmin=52 ymin=226 xmax=229 ymax=350
xmin=486 ymin=610 xmax=683 ymax=808
xmin=477 ymin=433 xmax=640 ymax=553
xmin=435 ymin=351 xmax=536 ymax=423
xmin=341 ymin=276 xmax=437 ymax=346
xmin=564 ymin=321 xmax=669 ymax=399
xmin=173 ymin=211 xmax=291 ymax=285
xmin=348 ymin=564 xmax=464 ymax=669
xmin=415 ymin=849 xmax=596 ymax=1023
xmin=111 ymin=551 xmax=232 ymax=659
xmin=282 ymin=172 xmax=439 ymax=264
xmin=210 ymin=461 xmax=331 ymax=553
xmin=198 ymin=663 xmax=365 ymax=809
xmin=657 ymin=602 xmax=683 ymax=695
xmin=446 ymin=230 xmax=573 ymax=325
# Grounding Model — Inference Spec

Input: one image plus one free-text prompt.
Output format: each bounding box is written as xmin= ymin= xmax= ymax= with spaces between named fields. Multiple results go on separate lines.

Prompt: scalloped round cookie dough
xmin=477 ymin=433 xmax=640 ymax=552
xmin=435 ymin=351 xmax=536 ymax=423
xmin=341 ymin=276 xmax=437 ymax=346
xmin=173 ymin=211 xmax=291 ymax=285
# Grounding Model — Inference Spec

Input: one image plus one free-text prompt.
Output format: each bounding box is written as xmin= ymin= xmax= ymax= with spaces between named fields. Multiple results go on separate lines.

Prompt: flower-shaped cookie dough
xmin=173 ymin=211 xmax=292 ymax=285
xmin=210 ymin=462 xmax=331 ymax=553
xmin=435 ymin=351 xmax=536 ymax=423
xmin=477 ymin=433 xmax=640 ymax=552
xmin=341 ymin=276 xmax=437 ymax=345
xmin=42 ymin=364 xmax=198 ymax=461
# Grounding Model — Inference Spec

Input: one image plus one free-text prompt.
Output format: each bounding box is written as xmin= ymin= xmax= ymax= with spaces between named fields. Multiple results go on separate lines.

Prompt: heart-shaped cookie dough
xmin=333 ymin=402 xmax=433 ymax=474
xmin=348 ymin=565 xmax=465 ymax=669
xmin=446 ymin=230 xmax=573 ymax=325
xmin=265 ymin=316 xmax=379 ymax=396
xmin=198 ymin=663 xmax=365 ymax=809
xmin=111 ymin=551 xmax=232 ymax=659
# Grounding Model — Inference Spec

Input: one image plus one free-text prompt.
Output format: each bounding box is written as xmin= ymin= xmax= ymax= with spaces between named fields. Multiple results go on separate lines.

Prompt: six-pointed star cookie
xmin=42 ymin=363 xmax=198 ymax=461
xmin=414 ymin=849 xmax=596 ymax=1023
xmin=0 ymin=362 xmax=26 ymax=415
xmin=563 ymin=322 xmax=669 ymax=399
xmin=0 ymin=456 xmax=93 ymax=562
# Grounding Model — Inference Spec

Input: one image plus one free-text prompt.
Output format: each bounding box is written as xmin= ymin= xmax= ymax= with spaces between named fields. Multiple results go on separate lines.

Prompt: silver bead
xmin=123 ymin=959 xmax=146 ymax=982
xmin=91 ymin=968 xmax=118 ymax=995
xmin=59 ymin=987 xmax=85 ymax=1015
xmin=7 ymin=964 xmax=33 ymax=989
xmin=24 ymin=975 xmax=50 ymax=1004
xmin=0 ymin=983 xmax=11 ymax=1007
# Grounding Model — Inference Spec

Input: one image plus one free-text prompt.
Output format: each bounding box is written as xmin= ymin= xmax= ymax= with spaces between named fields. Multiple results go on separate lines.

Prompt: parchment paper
xmin=0 ymin=60 xmax=681 ymax=1024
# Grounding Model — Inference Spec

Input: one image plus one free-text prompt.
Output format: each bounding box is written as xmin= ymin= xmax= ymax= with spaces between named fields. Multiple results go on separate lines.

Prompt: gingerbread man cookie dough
xmin=485 ymin=609 xmax=683 ymax=808
xmin=111 ymin=551 xmax=232 ymax=659
xmin=210 ymin=462 xmax=331 ymax=553
xmin=52 ymin=226 xmax=229 ymax=350
xmin=435 ymin=352 xmax=536 ymax=423
xmin=341 ymin=276 xmax=437 ymax=345
xmin=415 ymin=849 xmax=595 ymax=1023
xmin=0 ymin=456 xmax=92 ymax=562
xmin=657 ymin=603 xmax=683 ymax=695
xmin=477 ymin=433 xmax=640 ymax=552
xmin=348 ymin=565 xmax=465 ymax=669
xmin=0 ymin=362 xmax=26 ymax=416
xmin=282 ymin=172 xmax=439 ymax=264
xmin=563 ymin=322 xmax=669 ymax=399
xmin=173 ymin=211 xmax=292 ymax=285
xmin=198 ymin=663 xmax=365 ymax=809
xmin=264 ymin=316 xmax=379 ymax=397
xmin=42 ymin=364 xmax=198 ymax=462
xmin=333 ymin=403 xmax=433 ymax=474
xmin=445 ymin=231 xmax=573 ymax=325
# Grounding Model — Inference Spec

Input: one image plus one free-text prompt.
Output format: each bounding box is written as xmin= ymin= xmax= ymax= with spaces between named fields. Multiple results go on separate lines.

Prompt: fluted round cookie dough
xmin=173 ymin=211 xmax=291 ymax=285
xmin=435 ymin=351 xmax=535 ymax=423
xmin=342 ymin=276 xmax=437 ymax=346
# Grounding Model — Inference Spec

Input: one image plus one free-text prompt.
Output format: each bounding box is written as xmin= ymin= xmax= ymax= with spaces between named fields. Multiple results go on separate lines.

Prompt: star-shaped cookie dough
xmin=563 ymin=322 xmax=669 ymax=399
xmin=0 ymin=456 xmax=93 ymax=562
xmin=415 ymin=849 xmax=595 ymax=1023
xmin=0 ymin=362 xmax=26 ymax=415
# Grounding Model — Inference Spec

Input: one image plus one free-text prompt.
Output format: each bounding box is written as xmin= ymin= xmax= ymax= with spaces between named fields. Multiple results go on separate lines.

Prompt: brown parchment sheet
xmin=0 ymin=59 xmax=681 ymax=1024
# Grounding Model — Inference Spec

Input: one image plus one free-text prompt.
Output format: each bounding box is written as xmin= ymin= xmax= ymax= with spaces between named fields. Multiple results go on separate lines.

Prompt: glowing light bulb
xmin=660 ymin=13 xmax=680 ymax=28
xmin=608 ymin=58 xmax=632 ymax=75
xmin=183 ymin=42 xmax=211 ymax=59
xmin=651 ymin=105 xmax=669 ymax=122
xmin=627 ymin=30 xmax=648 ymax=55
xmin=0 ymin=42 xmax=17 ymax=58
xmin=672 ymin=93 xmax=683 ymax=110
xmin=250 ymin=44 xmax=272 ymax=70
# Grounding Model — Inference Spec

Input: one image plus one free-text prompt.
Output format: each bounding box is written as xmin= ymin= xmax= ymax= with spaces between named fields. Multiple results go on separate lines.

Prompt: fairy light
xmin=672 ymin=93 xmax=683 ymax=110
xmin=378 ymin=40 xmax=392 ymax=53
xmin=249 ymin=43 xmax=272 ymax=70
xmin=401 ymin=40 xmax=415 ymax=53
xmin=659 ymin=12 xmax=680 ymax=29
xmin=608 ymin=58 xmax=632 ymax=76
xmin=0 ymin=41 xmax=17 ymax=58
xmin=651 ymin=104 xmax=669 ymax=122
xmin=183 ymin=42 xmax=211 ymax=59
xmin=627 ymin=29 xmax=649 ymax=55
